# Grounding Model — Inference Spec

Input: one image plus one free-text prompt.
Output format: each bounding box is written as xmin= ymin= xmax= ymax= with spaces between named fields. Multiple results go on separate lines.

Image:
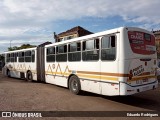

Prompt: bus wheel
xmin=7 ymin=69 xmax=10 ymax=77
xmin=26 ymin=71 xmax=33 ymax=82
xmin=69 ymin=75 xmax=81 ymax=95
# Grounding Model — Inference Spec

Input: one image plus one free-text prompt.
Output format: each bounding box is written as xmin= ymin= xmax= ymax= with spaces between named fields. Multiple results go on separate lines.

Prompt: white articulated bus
xmin=2 ymin=27 xmax=158 ymax=96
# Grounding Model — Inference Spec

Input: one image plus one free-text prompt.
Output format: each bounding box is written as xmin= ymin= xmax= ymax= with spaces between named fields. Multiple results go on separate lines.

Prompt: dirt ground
xmin=0 ymin=72 xmax=160 ymax=120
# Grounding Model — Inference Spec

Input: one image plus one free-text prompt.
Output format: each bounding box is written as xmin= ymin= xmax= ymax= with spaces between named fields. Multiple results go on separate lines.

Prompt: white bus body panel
xmin=3 ymin=48 xmax=37 ymax=80
xmin=74 ymin=61 xmax=101 ymax=94
xmin=45 ymin=62 xmax=68 ymax=87
xmin=119 ymin=27 xmax=158 ymax=95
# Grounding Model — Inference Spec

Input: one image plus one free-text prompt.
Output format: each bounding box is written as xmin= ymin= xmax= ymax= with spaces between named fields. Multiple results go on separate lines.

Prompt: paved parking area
xmin=0 ymin=72 xmax=160 ymax=120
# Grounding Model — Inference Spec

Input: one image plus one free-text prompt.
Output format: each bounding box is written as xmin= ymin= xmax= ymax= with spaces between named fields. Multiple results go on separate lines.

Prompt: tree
xmin=8 ymin=44 xmax=37 ymax=51
xmin=0 ymin=54 xmax=4 ymax=60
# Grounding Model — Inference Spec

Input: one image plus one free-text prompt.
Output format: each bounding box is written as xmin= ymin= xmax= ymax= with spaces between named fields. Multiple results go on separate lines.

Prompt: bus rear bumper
xmin=119 ymin=80 xmax=158 ymax=95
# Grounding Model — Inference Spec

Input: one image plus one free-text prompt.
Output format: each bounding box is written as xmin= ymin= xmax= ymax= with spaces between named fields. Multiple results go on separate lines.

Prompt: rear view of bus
xmin=120 ymin=27 xmax=158 ymax=95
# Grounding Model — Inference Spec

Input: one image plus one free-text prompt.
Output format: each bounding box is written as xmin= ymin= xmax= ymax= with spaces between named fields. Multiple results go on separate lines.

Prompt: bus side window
xmin=32 ymin=50 xmax=35 ymax=62
xmin=56 ymin=47 xmax=58 ymax=54
xmin=14 ymin=52 xmax=18 ymax=62
xmin=25 ymin=51 xmax=32 ymax=62
xmin=46 ymin=47 xmax=55 ymax=62
xmin=68 ymin=42 xmax=81 ymax=61
xmin=83 ymin=41 xmax=86 ymax=51
xmin=59 ymin=45 xmax=64 ymax=53
xmin=56 ymin=45 xmax=67 ymax=62
xmin=19 ymin=52 xmax=25 ymax=62
xmin=95 ymin=39 xmax=99 ymax=49
xmin=10 ymin=53 xmax=15 ymax=62
xmin=64 ymin=45 xmax=67 ymax=53
xmin=102 ymin=36 xmax=110 ymax=48
xmin=7 ymin=53 xmax=10 ymax=62
xmin=101 ymin=35 xmax=116 ymax=60
xmin=77 ymin=42 xmax=81 ymax=51
xmin=82 ymin=39 xmax=99 ymax=61
xmin=110 ymin=36 xmax=115 ymax=47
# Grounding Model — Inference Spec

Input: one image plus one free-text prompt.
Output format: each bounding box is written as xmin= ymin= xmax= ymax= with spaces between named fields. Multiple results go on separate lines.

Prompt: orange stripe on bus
xmin=76 ymin=71 xmax=129 ymax=77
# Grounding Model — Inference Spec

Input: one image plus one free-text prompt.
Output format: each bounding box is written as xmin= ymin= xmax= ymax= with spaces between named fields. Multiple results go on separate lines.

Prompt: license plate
xmin=136 ymin=78 xmax=148 ymax=85
xmin=136 ymin=80 xmax=143 ymax=84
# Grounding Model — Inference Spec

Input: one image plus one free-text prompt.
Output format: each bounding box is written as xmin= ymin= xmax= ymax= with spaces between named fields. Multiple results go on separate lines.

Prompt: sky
xmin=0 ymin=0 xmax=160 ymax=53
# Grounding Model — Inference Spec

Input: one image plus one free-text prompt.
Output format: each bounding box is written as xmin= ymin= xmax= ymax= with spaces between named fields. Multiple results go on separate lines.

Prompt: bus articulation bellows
xmin=1 ymin=27 xmax=158 ymax=96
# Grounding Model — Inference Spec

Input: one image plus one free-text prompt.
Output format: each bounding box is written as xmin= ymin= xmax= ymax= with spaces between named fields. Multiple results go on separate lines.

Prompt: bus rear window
xmin=128 ymin=31 xmax=156 ymax=55
xmin=144 ymin=33 xmax=151 ymax=41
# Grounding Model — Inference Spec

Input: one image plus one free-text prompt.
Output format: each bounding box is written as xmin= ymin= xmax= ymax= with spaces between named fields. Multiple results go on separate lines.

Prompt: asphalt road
xmin=0 ymin=72 xmax=160 ymax=120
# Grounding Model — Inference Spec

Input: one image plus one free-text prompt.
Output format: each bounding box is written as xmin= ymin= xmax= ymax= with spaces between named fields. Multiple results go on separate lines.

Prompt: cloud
xmin=0 ymin=0 xmax=160 ymax=53
xmin=1 ymin=0 xmax=159 ymax=23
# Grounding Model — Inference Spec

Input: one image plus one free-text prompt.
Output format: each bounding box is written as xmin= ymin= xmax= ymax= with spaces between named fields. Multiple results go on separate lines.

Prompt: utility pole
xmin=10 ymin=40 xmax=12 ymax=48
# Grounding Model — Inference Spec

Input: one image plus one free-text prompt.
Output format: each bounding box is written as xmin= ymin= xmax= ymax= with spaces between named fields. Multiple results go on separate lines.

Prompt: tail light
xmin=145 ymin=62 xmax=147 ymax=66
xmin=129 ymin=70 xmax=133 ymax=80
xmin=154 ymin=60 xmax=156 ymax=65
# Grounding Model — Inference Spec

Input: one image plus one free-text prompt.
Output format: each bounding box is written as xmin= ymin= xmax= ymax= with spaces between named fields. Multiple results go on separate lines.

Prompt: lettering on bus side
xmin=132 ymin=65 xmax=144 ymax=76
xmin=130 ymin=32 xmax=144 ymax=40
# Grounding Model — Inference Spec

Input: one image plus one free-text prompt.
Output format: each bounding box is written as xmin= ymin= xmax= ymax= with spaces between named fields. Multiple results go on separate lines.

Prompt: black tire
xmin=7 ymin=69 xmax=10 ymax=77
xmin=26 ymin=71 xmax=33 ymax=82
xmin=69 ymin=75 xmax=81 ymax=95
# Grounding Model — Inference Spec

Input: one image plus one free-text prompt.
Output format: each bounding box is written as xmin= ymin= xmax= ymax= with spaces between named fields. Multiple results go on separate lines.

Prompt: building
xmin=153 ymin=30 xmax=160 ymax=58
xmin=153 ymin=30 xmax=160 ymax=50
xmin=54 ymin=26 xmax=93 ymax=42
xmin=153 ymin=30 xmax=160 ymax=46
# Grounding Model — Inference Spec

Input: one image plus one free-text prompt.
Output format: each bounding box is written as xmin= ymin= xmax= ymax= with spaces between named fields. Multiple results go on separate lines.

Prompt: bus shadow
xmin=80 ymin=91 xmax=160 ymax=111
xmin=104 ymin=95 xmax=159 ymax=111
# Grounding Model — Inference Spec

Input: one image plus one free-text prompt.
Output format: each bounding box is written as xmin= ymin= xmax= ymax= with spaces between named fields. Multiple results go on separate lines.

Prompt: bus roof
xmin=45 ymin=27 xmax=123 ymax=48
xmin=2 ymin=47 xmax=37 ymax=54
